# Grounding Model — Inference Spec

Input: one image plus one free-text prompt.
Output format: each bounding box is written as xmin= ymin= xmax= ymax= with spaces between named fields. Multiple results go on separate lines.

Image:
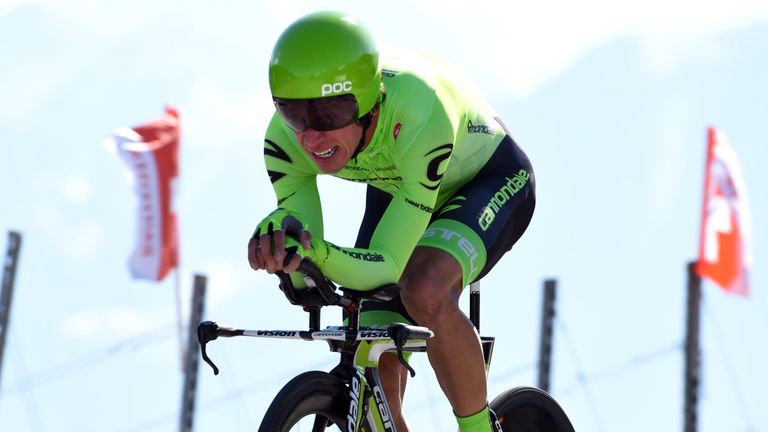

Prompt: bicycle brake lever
xmin=197 ymin=321 xmax=221 ymax=375
xmin=200 ymin=340 xmax=220 ymax=375
xmin=388 ymin=325 xmax=417 ymax=378
xmin=396 ymin=347 xmax=416 ymax=378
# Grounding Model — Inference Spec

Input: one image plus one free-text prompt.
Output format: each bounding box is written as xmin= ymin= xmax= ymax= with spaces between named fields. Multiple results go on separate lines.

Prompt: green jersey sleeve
xmin=263 ymin=113 xmax=324 ymax=239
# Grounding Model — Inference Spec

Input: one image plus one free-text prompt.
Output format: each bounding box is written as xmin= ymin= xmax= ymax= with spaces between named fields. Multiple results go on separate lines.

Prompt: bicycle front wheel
xmin=490 ymin=386 xmax=575 ymax=432
xmin=258 ymin=370 xmax=349 ymax=432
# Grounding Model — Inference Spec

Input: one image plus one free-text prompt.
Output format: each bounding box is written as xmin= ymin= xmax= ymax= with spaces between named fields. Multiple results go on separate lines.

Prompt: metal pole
xmin=538 ymin=279 xmax=557 ymax=392
xmin=0 ymin=231 xmax=22 ymax=392
xmin=684 ymin=262 xmax=702 ymax=432
xmin=179 ymin=274 xmax=207 ymax=432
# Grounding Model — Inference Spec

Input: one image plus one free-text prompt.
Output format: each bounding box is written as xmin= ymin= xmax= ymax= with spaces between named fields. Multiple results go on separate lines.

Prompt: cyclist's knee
xmin=400 ymin=249 xmax=463 ymax=326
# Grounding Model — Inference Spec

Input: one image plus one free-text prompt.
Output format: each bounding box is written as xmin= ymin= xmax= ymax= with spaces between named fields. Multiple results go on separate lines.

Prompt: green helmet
xmin=269 ymin=11 xmax=381 ymax=117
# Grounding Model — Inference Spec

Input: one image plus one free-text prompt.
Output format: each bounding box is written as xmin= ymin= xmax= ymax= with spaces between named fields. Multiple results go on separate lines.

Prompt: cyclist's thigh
xmin=417 ymin=135 xmax=536 ymax=287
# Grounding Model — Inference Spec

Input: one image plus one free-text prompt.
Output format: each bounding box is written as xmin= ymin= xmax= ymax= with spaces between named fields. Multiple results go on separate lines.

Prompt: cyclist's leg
xmin=353 ymin=185 xmax=412 ymax=430
xmin=407 ymin=135 xmax=536 ymax=431
xmin=354 ymin=307 xmax=413 ymax=431
xmin=400 ymin=246 xmax=488 ymax=418
xmin=356 ymin=250 xmax=481 ymax=432
xmin=378 ymin=353 xmax=410 ymax=431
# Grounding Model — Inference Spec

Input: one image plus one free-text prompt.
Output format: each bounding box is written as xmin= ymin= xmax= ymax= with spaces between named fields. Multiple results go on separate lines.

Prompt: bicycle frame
xmin=200 ymin=322 xmax=494 ymax=431
xmin=199 ymin=321 xmax=430 ymax=431
xmin=348 ymin=332 xmax=431 ymax=431
xmin=347 ymin=328 xmax=497 ymax=430
xmin=197 ymin=262 xmax=497 ymax=432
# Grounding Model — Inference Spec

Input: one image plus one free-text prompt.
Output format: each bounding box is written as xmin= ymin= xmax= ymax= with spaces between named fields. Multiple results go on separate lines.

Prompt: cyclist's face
xmin=295 ymin=122 xmax=362 ymax=174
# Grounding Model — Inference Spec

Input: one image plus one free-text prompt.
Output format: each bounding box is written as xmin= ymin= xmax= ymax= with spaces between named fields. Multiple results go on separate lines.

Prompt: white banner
xmin=106 ymin=108 xmax=180 ymax=281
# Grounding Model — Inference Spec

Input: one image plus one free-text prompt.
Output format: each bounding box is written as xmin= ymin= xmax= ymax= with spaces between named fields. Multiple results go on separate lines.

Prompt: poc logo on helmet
xmin=321 ymin=81 xmax=352 ymax=96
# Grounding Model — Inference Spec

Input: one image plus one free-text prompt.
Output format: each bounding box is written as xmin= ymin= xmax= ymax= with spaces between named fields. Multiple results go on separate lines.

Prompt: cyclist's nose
xmin=301 ymin=129 xmax=326 ymax=149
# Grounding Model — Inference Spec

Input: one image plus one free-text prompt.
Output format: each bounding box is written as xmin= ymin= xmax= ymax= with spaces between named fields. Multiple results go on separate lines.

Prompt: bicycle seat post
xmin=469 ymin=281 xmax=481 ymax=331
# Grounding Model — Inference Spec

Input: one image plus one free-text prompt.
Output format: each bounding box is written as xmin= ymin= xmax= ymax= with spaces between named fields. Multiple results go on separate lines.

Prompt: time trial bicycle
xmin=198 ymin=259 xmax=575 ymax=431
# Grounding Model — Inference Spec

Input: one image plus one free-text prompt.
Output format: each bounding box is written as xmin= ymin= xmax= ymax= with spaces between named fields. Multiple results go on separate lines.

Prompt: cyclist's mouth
xmin=313 ymin=147 xmax=337 ymax=159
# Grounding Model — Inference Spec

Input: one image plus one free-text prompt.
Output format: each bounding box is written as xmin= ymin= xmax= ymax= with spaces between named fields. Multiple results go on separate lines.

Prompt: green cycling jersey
xmin=263 ymin=51 xmax=508 ymax=290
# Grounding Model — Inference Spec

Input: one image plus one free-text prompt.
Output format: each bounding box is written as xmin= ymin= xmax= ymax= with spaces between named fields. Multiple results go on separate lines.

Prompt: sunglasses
xmin=273 ymin=94 xmax=360 ymax=132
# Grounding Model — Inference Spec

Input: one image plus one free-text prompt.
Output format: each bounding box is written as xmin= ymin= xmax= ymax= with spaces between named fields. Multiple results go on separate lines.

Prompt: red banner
xmin=696 ymin=127 xmax=751 ymax=296
xmin=108 ymin=107 xmax=180 ymax=281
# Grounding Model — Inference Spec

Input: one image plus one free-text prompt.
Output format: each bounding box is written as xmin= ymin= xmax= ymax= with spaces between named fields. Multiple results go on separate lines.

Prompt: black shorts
xmin=355 ymin=135 xmax=536 ymax=324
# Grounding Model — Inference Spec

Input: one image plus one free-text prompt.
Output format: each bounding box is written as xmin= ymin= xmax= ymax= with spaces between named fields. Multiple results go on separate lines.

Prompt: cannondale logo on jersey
xmin=467 ymin=120 xmax=495 ymax=135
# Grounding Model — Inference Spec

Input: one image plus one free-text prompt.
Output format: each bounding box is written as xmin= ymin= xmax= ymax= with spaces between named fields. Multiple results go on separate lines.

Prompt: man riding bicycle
xmin=248 ymin=11 xmax=536 ymax=432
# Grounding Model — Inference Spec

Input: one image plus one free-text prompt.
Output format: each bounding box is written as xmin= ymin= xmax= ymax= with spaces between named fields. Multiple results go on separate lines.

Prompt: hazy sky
xmin=1 ymin=1 xmax=767 ymax=431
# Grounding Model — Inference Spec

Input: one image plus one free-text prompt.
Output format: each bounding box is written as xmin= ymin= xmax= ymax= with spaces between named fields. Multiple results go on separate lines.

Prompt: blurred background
xmin=0 ymin=0 xmax=766 ymax=431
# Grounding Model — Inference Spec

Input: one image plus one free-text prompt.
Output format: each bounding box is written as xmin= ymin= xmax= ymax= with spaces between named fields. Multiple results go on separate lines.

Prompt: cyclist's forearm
xmin=316 ymin=193 xmax=433 ymax=289
xmin=264 ymin=118 xmax=325 ymax=237
xmin=268 ymin=185 xmax=324 ymax=239
xmin=311 ymin=241 xmax=402 ymax=290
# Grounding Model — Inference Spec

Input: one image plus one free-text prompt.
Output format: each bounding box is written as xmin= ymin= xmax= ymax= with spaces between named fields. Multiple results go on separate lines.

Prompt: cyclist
xmin=248 ymin=11 xmax=536 ymax=432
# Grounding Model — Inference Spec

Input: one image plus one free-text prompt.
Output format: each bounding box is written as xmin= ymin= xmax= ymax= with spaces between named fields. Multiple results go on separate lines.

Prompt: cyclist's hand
xmin=248 ymin=209 xmax=312 ymax=274
xmin=248 ymin=230 xmax=312 ymax=273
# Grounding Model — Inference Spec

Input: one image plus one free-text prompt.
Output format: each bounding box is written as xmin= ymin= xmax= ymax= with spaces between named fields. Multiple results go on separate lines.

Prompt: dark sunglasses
xmin=273 ymin=94 xmax=360 ymax=132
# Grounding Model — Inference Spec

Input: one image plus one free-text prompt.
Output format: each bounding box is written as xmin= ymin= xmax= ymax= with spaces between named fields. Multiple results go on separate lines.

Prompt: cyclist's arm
xmin=255 ymin=114 xmax=325 ymax=282
xmin=311 ymin=103 xmax=455 ymax=290
xmin=262 ymin=113 xmax=324 ymax=238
